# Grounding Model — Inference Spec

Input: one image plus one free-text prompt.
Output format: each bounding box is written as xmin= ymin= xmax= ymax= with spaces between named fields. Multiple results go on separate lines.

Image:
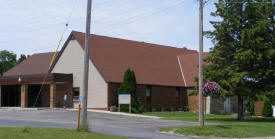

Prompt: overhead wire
xmin=32 ymin=0 xmax=187 ymax=107
xmin=5 ymin=0 xmax=185 ymax=52
xmin=94 ymin=0 xmax=168 ymax=25
xmin=95 ymin=0 xmax=186 ymax=34
xmin=33 ymin=0 xmax=78 ymax=107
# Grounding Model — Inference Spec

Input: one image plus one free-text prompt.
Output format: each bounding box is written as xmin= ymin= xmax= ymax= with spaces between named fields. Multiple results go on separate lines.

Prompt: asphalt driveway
xmin=0 ymin=109 xmax=199 ymax=139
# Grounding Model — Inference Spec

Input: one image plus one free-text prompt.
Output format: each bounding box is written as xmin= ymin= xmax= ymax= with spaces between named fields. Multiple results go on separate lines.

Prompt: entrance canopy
xmin=0 ymin=73 xmax=73 ymax=85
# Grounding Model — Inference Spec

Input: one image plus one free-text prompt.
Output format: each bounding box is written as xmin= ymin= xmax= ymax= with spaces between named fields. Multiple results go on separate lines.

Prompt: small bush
xmin=178 ymin=108 xmax=183 ymax=111
xmin=22 ymin=126 xmax=31 ymax=133
xmin=152 ymin=108 xmax=156 ymax=112
xmin=219 ymin=110 xmax=226 ymax=115
xmin=184 ymin=106 xmax=190 ymax=112
xmin=170 ymin=108 xmax=175 ymax=112
xmin=262 ymin=100 xmax=273 ymax=117
xmin=119 ymin=104 xmax=130 ymax=112
xmin=138 ymin=105 xmax=145 ymax=113
xmin=161 ymin=107 xmax=165 ymax=112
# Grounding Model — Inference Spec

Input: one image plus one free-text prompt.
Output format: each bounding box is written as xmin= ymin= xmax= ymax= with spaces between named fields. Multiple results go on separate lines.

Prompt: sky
xmin=0 ymin=0 xmax=218 ymax=56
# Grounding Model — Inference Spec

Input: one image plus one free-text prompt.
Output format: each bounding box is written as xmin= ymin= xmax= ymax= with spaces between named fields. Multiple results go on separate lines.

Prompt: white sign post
xmin=118 ymin=94 xmax=131 ymax=113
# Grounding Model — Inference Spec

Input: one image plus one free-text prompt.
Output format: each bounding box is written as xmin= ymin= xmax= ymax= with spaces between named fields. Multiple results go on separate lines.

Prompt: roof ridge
xmin=32 ymin=51 xmax=56 ymax=55
xmin=72 ymin=30 xmax=197 ymax=52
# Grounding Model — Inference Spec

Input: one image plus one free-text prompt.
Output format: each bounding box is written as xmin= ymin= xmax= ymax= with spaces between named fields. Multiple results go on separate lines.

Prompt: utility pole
xmin=198 ymin=0 xmax=204 ymax=126
xmin=80 ymin=0 xmax=92 ymax=130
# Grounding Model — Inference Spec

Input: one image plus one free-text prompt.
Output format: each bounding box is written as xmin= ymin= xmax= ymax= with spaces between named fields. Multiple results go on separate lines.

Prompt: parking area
xmin=0 ymin=108 xmax=200 ymax=139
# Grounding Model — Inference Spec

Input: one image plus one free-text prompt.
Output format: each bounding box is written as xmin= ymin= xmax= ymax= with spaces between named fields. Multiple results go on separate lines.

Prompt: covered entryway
xmin=1 ymin=85 xmax=20 ymax=107
xmin=0 ymin=73 xmax=73 ymax=108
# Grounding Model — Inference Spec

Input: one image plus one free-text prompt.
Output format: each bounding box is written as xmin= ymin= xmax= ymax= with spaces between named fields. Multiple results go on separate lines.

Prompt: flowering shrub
xmin=203 ymin=81 xmax=220 ymax=96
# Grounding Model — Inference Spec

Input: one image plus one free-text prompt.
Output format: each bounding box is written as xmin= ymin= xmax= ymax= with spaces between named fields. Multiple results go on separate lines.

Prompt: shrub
xmin=245 ymin=97 xmax=255 ymax=116
xmin=117 ymin=68 xmax=142 ymax=113
xmin=187 ymin=90 xmax=198 ymax=96
xmin=178 ymin=108 xmax=183 ymax=111
xmin=138 ymin=105 xmax=145 ymax=113
xmin=219 ymin=110 xmax=226 ymax=115
xmin=161 ymin=107 xmax=165 ymax=112
xmin=184 ymin=106 xmax=190 ymax=112
xmin=170 ymin=108 xmax=174 ymax=112
xmin=22 ymin=126 xmax=31 ymax=133
xmin=152 ymin=108 xmax=156 ymax=112
xmin=262 ymin=100 xmax=273 ymax=117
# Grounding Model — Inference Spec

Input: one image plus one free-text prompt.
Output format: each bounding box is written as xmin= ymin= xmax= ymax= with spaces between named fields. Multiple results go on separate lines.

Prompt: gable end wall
xmin=51 ymin=40 xmax=108 ymax=109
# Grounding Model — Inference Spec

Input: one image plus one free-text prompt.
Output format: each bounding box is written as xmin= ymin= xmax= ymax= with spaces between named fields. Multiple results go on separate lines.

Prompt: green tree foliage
xmin=0 ymin=50 xmax=17 ymax=77
xmin=262 ymin=99 xmax=273 ymax=117
xmin=117 ymin=68 xmax=143 ymax=113
xmin=18 ymin=54 xmax=29 ymax=63
xmin=205 ymin=0 xmax=274 ymax=121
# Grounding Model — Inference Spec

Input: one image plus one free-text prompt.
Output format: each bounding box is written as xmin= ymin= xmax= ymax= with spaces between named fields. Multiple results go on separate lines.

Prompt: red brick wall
xmin=108 ymin=83 xmax=120 ymax=108
xmin=108 ymin=83 xmax=188 ymax=111
xmin=40 ymin=85 xmax=50 ymax=107
xmin=0 ymin=85 xmax=2 ymax=107
xmin=149 ymin=86 xmax=187 ymax=110
xmin=254 ymin=102 xmax=264 ymax=116
xmin=56 ymin=83 xmax=73 ymax=108
xmin=187 ymin=89 xmax=207 ymax=112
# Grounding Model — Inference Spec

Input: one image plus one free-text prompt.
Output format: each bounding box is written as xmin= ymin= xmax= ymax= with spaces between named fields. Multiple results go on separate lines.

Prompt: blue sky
xmin=0 ymin=0 xmax=218 ymax=56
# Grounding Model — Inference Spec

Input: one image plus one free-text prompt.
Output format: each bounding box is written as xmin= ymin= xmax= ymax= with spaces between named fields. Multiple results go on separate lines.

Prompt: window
xmin=176 ymin=88 xmax=180 ymax=105
xmin=146 ymin=86 xmax=152 ymax=102
xmin=73 ymin=88 xmax=80 ymax=98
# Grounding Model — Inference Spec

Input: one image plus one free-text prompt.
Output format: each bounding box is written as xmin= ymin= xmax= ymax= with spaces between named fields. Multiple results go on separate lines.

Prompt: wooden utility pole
xmin=80 ymin=0 xmax=92 ymax=130
xmin=198 ymin=0 xmax=204 ymax=126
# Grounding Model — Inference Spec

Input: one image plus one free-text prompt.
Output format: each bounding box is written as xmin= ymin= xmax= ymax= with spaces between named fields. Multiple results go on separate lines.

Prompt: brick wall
xmin=108 ymin=83 xmax=188 ymax=111
xmin=149 ymin=86 xmax=187 ymax=110
xmin=254 ymin=101 xmax=264 ymax=116
xmin=187 ymin=89 xmax=207 ymax=112
xmin=56 ymin=83 xmax=73 ymax=108
xmin=40 ymin=85 xmax=50 ymax=107
xmin=0 ymin=85 xmax=2 ymax=107
xmin=108 ymin=83 xmax=120 ymax=107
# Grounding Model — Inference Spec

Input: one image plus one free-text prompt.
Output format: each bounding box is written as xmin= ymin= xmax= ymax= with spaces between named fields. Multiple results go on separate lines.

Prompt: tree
xmin=0 ymin=50 xmax=17 ymax=77
xmin=117 ymin=68 xmax=142 ymax=113
xmin=262 ymin=99 xmax=273 ymax=117
xmin=18 ymin=54 xmax=29 ymax=63
xmin=205 ymin=0 xmax=275 ymax=121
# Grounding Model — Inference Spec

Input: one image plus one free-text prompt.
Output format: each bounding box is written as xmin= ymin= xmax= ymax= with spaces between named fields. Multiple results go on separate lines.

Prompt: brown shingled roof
xmin=71 ymin=31 xmax=198 ymax=87
xmin=3 ymin=52 xmax=55 ymax=76
xmin=178 ymin=52 xmax=210 ymax=87
xmin=4 ymin=31 xmax=204 ymax=87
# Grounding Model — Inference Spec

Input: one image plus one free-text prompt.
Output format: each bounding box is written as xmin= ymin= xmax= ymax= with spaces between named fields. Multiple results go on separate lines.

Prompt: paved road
xmin=0 ymin=109 xmax=199 ymax=139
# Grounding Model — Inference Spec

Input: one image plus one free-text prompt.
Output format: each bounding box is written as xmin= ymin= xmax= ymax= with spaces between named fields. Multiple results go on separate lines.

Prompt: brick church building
xmin=0 ymin=31 xmax=212 ymax=112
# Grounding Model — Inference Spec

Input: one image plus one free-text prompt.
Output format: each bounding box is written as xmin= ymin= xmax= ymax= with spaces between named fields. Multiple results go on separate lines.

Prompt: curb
xmin=87 ymin=109 xmax=161 ymax=119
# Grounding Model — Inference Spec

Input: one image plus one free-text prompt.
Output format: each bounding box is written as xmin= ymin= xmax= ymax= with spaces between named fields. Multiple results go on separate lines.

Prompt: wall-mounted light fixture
xmin=18 ymin=76 xmax=22 ymax=83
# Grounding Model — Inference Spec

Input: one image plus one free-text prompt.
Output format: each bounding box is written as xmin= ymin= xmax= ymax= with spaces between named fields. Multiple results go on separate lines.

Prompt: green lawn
xmin=0 ymin=127 xmax=126 ymax=139
xmin=144 ymin=112 xmax=275 ymax=138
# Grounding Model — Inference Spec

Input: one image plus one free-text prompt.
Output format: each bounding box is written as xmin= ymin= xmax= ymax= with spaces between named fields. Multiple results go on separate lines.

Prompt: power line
xmin=32 ymin=0 xmax=79 ymax=108
xmin=95 ymin=0 xmax=186 ymax=34
xmin=0 ymin=0 xmax=79 ymax=41
xmin=93 ymin=0 xmax=173 ymax=27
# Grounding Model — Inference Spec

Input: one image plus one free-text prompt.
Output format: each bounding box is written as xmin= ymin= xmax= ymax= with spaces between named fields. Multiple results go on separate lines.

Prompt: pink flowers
xmin=203 ymin=81 xmax=220 ymax=96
